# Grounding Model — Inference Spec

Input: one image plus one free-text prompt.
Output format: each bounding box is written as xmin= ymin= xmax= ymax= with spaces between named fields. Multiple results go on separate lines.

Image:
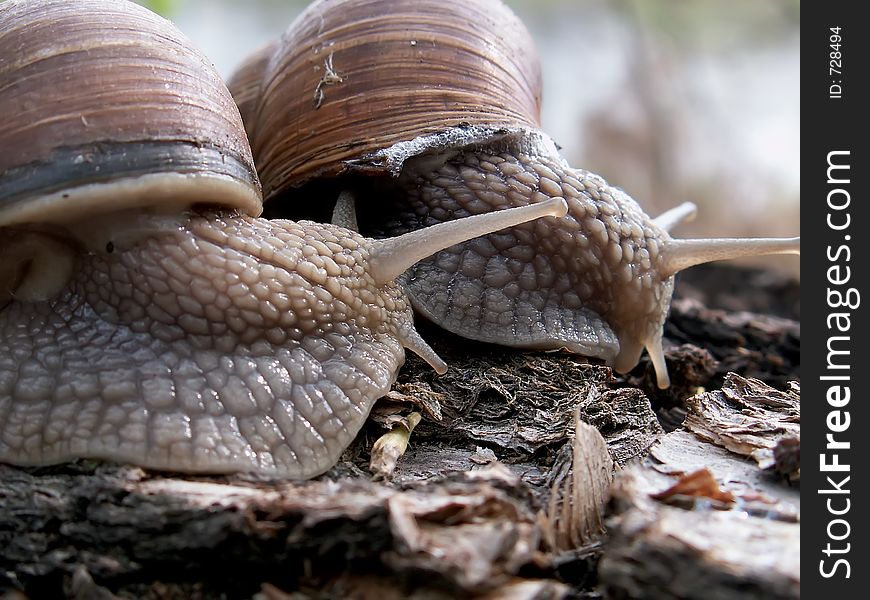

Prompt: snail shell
xmin=230 ymin=0 xmax=800 ymax=389
xmin=240 ymin=0 xmax=541 ymax=196
xmin=0 ymin=0 xmax=261 ymax=228
xmin=0 ymin=0 xmax=566 ymax=478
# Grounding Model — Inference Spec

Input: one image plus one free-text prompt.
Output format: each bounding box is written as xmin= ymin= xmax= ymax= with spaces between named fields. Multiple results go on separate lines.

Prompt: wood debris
xmin=599 ymin=376 xmax=800 ymax=599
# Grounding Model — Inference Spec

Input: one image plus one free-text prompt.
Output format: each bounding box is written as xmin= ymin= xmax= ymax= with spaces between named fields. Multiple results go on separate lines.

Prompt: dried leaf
xmin=650 ymin=468 xmax=735 ymax=505
xmin=540 ymin=400 xmax=614 ymax=553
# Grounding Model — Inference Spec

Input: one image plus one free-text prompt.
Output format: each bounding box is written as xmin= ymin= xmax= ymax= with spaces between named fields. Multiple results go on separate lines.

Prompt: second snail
xmin=229 ymin=0 xmax=799 ymax=389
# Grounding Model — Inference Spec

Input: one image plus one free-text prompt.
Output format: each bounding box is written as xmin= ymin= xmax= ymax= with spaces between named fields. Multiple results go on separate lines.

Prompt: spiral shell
xmin=0 ymin=0 xmax=261 ymax=228
xmin=232 ymin=0 xmax=542 ymax=201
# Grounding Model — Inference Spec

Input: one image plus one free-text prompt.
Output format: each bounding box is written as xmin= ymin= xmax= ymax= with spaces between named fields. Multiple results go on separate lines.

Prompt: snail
xmin=0 ymin=0 xmax=566 ymax=478
xmin=228 ymin=0 xmax=800 ymax=390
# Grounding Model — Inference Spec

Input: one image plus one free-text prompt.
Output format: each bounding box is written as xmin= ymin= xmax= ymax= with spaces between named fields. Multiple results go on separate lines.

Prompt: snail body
xmin=230 ymin=0 xmax=800 ymax=388
xmin=0 ymin=0 xmax=564 ymax=478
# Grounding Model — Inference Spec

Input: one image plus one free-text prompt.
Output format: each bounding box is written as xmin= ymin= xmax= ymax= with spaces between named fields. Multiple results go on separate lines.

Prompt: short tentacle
xmin=399 ymin=325 xmax=448 ymax=374
xmin=645 ymin=336 xmax=670 ymax=389
xmin=331 ymin=191 xmax=359 ymax=232
xmin=653 ymin=201 xmax=697 ymax=232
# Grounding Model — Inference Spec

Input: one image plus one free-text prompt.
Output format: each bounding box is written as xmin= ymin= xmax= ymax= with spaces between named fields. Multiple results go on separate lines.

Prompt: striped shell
xmin=230 ymin=0 xmax=542 ymax=201
xmin=0 ymin=0 xmax=262 ymax=228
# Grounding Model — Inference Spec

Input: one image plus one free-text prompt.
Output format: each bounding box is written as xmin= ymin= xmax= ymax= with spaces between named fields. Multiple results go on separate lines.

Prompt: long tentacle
xmin=368 ymin=197 xmax=568 ymax=285
xmin=659 ymin=237 xmax=800 ymax=278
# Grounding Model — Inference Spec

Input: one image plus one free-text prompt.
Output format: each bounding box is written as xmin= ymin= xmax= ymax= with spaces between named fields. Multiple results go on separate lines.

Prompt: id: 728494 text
xmin=830 ymin=26 xmax=843 ymax=99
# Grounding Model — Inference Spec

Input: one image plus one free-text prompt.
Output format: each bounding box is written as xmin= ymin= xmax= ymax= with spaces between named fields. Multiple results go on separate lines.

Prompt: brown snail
xmin=229 ymin=0 xmax=800 ymax=389
xmin=0 ymin=0 xmax=565 ymax=478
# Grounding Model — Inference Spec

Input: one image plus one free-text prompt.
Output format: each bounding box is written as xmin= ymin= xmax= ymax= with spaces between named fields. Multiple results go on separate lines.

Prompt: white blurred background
xmin=136 ymin=0 xmax=800 ymax=276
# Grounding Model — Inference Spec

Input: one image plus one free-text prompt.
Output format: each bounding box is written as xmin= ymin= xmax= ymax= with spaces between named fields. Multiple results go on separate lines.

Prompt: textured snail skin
xmin=372 ymin=137 xmax=797 ymax=388
xmin=386 ymin=149 xmax=673 ymax=374
xmin=0 ymin=214 xmax=415 ymax=478
xmin=0 ymin=196 xmax=567 ymax=478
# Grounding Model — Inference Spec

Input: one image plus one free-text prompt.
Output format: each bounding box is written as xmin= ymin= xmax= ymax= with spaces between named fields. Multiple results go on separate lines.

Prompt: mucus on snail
xmin=0 ymin=0 xmax=565 ymax=479
xmin=228 ymin=0 xmax=799 ymax=390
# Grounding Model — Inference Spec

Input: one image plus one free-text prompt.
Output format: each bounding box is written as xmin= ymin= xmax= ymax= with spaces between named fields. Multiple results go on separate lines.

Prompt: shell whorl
xmin=0 ymin=0 xmax=261 ymax=228
xmin=235 ymin=0 xmax=542 ymax=200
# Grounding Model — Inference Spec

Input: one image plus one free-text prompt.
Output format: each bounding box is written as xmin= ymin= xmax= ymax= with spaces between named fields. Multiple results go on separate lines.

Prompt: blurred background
xmin=135 ymin=0 xmax=800 ymax=276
